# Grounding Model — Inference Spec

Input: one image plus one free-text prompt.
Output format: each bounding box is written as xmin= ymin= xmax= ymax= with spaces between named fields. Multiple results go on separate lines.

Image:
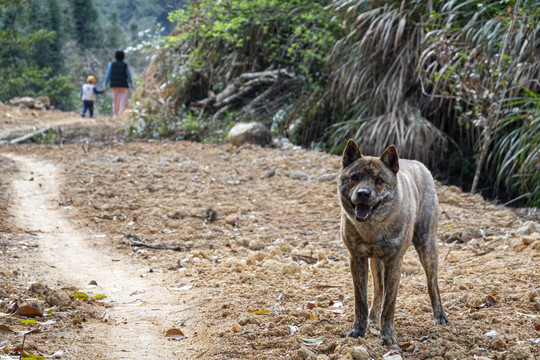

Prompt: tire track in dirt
xmin=4 ymin=153 xmax=192 ymax=359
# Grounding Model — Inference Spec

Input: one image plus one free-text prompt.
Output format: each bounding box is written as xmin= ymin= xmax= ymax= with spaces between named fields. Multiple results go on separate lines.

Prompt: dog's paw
xmin=381 ymin=333 xmax=398 ymax=346
xmin=346 ymin=327 xmax=366 ymax=339
xmin=435 ymin=312 xmax=449 ymax=325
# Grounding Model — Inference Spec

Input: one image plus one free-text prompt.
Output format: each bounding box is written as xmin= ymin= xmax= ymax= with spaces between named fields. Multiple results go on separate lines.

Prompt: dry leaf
xmin=296 ymin=336 xmax=323 ymax=346
xmin=0 ymin=325 xmax=14 ymax=334
xmin=14 ymin=305 xmax=44 ymax=318
xmin=165 ymin=328 xmax=185 ymax=339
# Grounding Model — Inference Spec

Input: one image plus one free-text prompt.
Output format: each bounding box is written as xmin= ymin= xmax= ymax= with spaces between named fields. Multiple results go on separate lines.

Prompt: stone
xmin=35 ymin=96 xmax=51 ymax=109
xmin=249 ymin=239 xmax=265 ymax=250
xmin=262 ymin=259 xmax=282 ymax=272
xmin=318 ymin=173 xmax=337 ymax=182
xmin=228 ymin=122 xmax=272 ymax=147
xmin=290 ymin=171 xmax=309 ymax=180
xmin=517 ymin=221 xmax=540 ymax=236
xmin=351 ymin=345 xmax=370 ymax=360
xmin=282 ymin=262 xmax=301 ymax=275
xmin=9 ymin=96 xmax=36 ymax=108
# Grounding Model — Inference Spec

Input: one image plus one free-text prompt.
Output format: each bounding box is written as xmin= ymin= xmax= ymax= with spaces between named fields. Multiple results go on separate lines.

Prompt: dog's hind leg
xmin=368 ymin=258 xmax=383 ymax=324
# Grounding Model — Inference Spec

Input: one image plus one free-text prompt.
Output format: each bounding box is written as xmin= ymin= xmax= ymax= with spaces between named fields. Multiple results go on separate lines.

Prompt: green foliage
xmin=167 ymin=0 xmax=340 ymax=81
xmin=490 ymin=89 xmax=540 ymax=206
xmin=132 ymin=0 xmax=341 ymax=141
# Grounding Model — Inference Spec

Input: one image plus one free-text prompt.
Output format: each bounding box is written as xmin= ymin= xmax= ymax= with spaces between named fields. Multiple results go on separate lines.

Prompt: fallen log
xmin=9 ymin=126 xmax=52 ymax=144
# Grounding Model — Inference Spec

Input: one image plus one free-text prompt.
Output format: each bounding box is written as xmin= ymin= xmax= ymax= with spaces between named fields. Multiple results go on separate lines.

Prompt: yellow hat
xmin=87 ymin=75 xmax=95 ymax=84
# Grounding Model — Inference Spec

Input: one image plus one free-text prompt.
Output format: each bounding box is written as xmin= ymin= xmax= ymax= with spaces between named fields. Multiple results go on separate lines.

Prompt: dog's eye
xmin=376 ymin=177 xmax=384 ymax=185
xmin=350 ymin=174 xmax=359 ymax=182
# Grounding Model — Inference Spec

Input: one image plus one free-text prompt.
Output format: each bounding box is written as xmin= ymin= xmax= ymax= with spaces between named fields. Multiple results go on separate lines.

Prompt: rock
xmin=228 ymin=122 xmax=271 ymax=147
xmin=351 ymin=345 xmax=370 ymax=360
xmin=35 ymin=96 xmax=51 ymax=109
xmin=522 ymin=235 xmax=538 ymax=245
xmin=9 ymin=96 xmax=36 ymax=108
xmin=506 ymin=344 xmax=532 ymax=360
xmin=262 ymin=259 xmax=282 ymax=272
xmin=282 ymin=262 xmax=301 ymax=275
xmin=491 ymin=336 xmax=506 ymax=350
xmin=272 ymin=136 xmax=301 ymax=150
xmin=318 ymin=173 xmax=337 ymax=182
xmin=290 ymin=171 xmax=309 ymax=180
xmin=249 ymin=239 xmax=266 ymax=250
xmin=261 ymin=169 xmax=276 ymax=178
xmin=517 ymin=221 xmax=540 ymax=236
xmin=46 ymin=289 xmax=71 ymax=307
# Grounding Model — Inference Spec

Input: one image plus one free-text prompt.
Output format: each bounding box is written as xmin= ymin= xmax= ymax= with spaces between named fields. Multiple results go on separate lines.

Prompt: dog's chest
xmin=344 ymin=236 xmax=402 ymax=259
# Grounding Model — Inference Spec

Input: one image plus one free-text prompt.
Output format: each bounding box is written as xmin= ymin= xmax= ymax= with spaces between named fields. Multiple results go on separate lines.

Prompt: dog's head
xmin=338 ymin=139 xmax=399 ymax=223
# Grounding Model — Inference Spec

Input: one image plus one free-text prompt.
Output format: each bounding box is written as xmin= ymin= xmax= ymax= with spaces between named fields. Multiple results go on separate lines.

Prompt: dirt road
xmin=4 ymin=153 xmax=191 ymax=359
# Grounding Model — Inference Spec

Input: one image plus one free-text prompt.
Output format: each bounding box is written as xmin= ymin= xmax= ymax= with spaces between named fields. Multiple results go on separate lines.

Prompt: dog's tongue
xmin=355 ymin=204 xmax=372 ymax=221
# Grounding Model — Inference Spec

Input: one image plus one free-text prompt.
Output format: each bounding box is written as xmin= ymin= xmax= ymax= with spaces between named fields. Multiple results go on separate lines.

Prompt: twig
xmin=178 ymin=300 xmax=211 ymax=313
xmin=464 ymin=248 xmax=494 ymax=259
xmin=124 ymin=233 xmax=184 ymax=252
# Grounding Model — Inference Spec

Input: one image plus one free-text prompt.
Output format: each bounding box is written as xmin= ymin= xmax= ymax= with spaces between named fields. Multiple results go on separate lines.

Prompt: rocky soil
xmin=0 ymin=104 xmax=539 ymax=359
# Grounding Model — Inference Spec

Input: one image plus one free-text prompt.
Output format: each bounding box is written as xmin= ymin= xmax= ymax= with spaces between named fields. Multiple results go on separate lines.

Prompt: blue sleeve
xmin=126 ymin=65 xmax=133 ymax=87
xmin=94 ymin=87 xmax=104 ymax=94
xmin=103 ymin=63 xmax=112 ymax=87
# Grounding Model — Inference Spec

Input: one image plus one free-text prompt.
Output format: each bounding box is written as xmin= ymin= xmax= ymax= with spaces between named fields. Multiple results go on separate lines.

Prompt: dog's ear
xmin=380 ymin=145 xmax=399 ymax=173
xmin=342 ymin=139 xmax=363 ymax=168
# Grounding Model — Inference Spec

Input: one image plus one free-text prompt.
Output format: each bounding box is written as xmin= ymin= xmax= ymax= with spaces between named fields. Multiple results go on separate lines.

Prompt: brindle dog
xmin=338 ymin=139 xmax=449 ymax=345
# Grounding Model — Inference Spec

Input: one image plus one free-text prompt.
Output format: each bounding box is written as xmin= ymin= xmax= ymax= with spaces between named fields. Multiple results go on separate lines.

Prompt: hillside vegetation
xmin=0 ymin=0 xmax=185 ymax=112
xmin=131 ymin=0 xmax=539 ymax=206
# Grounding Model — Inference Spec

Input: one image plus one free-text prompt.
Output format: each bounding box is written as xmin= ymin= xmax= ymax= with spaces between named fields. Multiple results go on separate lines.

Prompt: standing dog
xmin=338 ymin=139 xmax=449 ymax=345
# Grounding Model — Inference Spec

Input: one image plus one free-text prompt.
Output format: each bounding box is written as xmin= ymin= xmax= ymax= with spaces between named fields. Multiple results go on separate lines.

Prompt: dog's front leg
xmin=380 ymin=258 xmax=403 ymax=345
xmin=347 ymin=256 xmax=369 ymax=338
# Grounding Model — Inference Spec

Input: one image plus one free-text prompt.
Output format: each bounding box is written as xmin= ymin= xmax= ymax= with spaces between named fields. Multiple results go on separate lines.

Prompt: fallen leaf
xmin=14 ymin=305 xmax=44 ymax=318
xmin=252 ymin=310 xmax=272 ymax=315
xmin=19 ymin=319 xmax=39 ymax=324
xmin=534 ymin=324 xmax=540 ymax=331
xmin=165 ymin=328 xmax=185 ymax=339
xmin=368 ymin=325 xmax=380 ymax=336
xmin=73 ymin=292 xmax=89 ymax=300
xmin=306 ymin=302 xmax=316 ymax=310
xmin=87 ymin=280 xmax=98 ymax=286
xmin=232 ymin=325 xmax=241 ymax=333
xmin=309 ymin=312 xmax=317 ymax=321
xmin=296 ymin=335 xmax=323 ymax=346
xmin=0 ymin=325 xmax=14 ymax=334
xmin=93 ymin=294 xmax=107 ymax=300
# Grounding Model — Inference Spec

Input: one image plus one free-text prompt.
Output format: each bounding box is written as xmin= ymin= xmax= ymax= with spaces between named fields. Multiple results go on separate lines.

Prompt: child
xmin=81 ymin=75 xmax=104 ymax=118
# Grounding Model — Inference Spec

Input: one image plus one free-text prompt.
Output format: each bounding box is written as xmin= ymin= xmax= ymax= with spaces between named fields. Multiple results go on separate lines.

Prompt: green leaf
xmin=73 ymin=292 xmax=89 ymax=300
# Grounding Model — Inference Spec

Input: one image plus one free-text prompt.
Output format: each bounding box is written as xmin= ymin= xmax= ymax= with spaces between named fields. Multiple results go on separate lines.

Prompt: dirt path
xmin=4 ymin=153 xmax=189 ymax=359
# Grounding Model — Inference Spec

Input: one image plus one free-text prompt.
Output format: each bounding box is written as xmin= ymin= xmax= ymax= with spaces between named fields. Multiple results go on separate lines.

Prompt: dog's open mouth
xmin=354 ymin=203 xmax=379 ymax=222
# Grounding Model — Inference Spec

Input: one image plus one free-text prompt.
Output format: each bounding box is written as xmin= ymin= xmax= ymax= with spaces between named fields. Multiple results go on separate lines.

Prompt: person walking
xmin=80 ymin=75 xmax=104 ymax=118
xmin=103 ymin=50 xmax=136 ymax=116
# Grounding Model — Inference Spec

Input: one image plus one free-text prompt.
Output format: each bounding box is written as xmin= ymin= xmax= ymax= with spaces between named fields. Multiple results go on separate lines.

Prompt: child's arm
xmin=93 ymin=87 xmax=104 ymax=94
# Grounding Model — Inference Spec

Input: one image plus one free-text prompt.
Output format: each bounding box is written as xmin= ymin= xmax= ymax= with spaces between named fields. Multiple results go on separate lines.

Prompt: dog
xmin=338 ymin=139 xmax=449 ymax=345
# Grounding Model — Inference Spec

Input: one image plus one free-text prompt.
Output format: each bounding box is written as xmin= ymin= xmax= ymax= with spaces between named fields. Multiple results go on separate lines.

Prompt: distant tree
xmin=72 ymin=0 xmax=100 ymax=48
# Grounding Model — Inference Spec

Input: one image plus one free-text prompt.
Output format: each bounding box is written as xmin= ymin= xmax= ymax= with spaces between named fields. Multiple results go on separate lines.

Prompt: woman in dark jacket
xmin=103 ymin=50 xmax=135 ymax=116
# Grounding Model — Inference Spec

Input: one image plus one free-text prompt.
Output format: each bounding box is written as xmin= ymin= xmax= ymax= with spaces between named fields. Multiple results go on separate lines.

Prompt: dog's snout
xmin=356 ymin=188 xmax=371 ymax=200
